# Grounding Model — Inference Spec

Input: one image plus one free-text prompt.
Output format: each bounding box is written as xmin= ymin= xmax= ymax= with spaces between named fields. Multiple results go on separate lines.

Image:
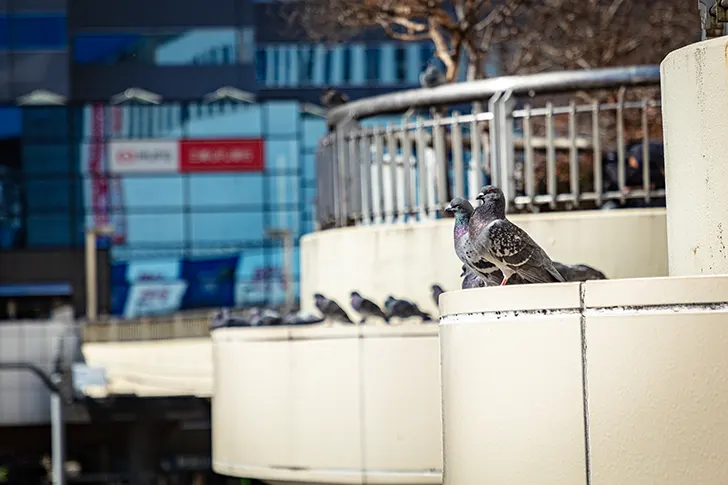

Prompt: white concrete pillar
xmin=661 ymin=37 xmax=728 ymax=276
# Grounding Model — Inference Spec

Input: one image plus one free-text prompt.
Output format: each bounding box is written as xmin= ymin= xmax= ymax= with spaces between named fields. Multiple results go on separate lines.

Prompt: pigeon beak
xmin=444 ymin=204 xmax=454 ymax=213
xmin=476 ymin=193 xmax=485 ymax=201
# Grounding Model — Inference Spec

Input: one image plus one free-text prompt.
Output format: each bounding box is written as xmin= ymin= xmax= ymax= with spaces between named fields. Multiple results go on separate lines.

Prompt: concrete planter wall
xmin=439 ymin=275 xmax=728 ymax=485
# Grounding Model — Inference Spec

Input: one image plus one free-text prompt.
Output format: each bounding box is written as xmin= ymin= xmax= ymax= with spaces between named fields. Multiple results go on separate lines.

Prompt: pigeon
xmin=249 ymin=307 xmax=283 ymax=326
xmin=461 ymin=266 xmax=486 ymax=289
xmin=384 ymin=296 xmax=432 ymax=321
xmin=314 ymin=293 xmax=354 ymax=324
xmin=320 ymin=87 xmax=349 ymax=109
xmin=282 ymin=310 xmax=325 ymax=326
xmin=469 ymin=185 xmax=565 ymax=286
xmin=211 ymin=308 xmax=252 ymax=328
xmin=420 ymin=62 xmax=446 ymax=88
xmin=445 ymin=197 xmax=504 ymax=287
xmin=553 ymin=262 xmax=607 ymax=281
xmin=431 ymin=285 xmax=445 ymax=306
xmin=350 ymin=291 xmax=389 ymax=323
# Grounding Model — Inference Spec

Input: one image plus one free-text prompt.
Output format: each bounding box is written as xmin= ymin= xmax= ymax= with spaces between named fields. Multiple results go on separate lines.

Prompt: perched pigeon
xmin=445 ymin=197 xmax=504 ymax=287
xmin=420 ymin=62 xmax=446 ymax=88
xmin=384 ymin=296 xmax=432 ymax=321
xmin=553 ymin=262 xmax=607 ymax=281
xmin=431 ymin=285 xmax=445 ymax=306
xmin=469 ymin=185 xmax=565 ymax=286
xmin=350 ymin=291 xmax=389 ymax=323
xmin=320 ymin=87 xmax=349 ymax=109
xmin=314 ymin=293 xmax=354 ymax=324
xmin=461 ymin=266 xmax=486 ymax=289
xmin=249 ymin=307 xmax=283 ymax=326
xmin=282 ymin=310 xmax=325 ymax=326
xmin=210 ymin=308 xmax=253 ymax=328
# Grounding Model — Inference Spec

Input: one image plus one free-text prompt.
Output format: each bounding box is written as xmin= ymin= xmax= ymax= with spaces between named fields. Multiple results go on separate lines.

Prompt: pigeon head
xmin=350 ymin=291 xmax=360 ymax=298
xmin=445 ymin=197 xmax=474 ymax=216
xmin=476 ymin=185 xmax=506 ymax=216
xmin=460 ymin=264 xmax=468 ymax=277
xmin=476 ymin=185 xmax=503 ymax=202
xmin=314 ymin=293 xmax=325 ymax=302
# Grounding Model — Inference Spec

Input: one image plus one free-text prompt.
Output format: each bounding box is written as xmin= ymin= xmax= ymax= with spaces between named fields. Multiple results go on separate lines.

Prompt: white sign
xmin=108 ymin=140 xmax=180 ymax=174
xmin=123 ymin=280 xmax=188 ymax=318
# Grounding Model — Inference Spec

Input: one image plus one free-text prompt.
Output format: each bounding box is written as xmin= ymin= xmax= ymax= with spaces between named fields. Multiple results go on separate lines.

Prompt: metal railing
xmin=81 ymin=311 xmax=211 ymax=342
xmin=317 ymin=65 xmax=664 ymax=228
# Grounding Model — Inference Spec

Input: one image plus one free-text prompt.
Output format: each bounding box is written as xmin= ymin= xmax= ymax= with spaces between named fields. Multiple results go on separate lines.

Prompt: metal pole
xmin=50 ymin=373 xmax=66 ymax=485
xmin=283 ymin=231 xmax=294 ymax=311
xmin=85 ymin=230 xmax=97 ymax=321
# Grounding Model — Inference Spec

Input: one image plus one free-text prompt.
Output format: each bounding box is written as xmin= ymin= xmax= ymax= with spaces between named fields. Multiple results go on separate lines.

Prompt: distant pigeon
xmin=249 ymin=307 xmax=283 ymax=326
xmin=282 ymin=310 xmax=325 ymax=326
xmin=553 ymin=262 xmax=607 ymax=282
xmin=469 ymin=185 xmax=565 ymax=286
xmin=461 ymin=266 xmax=486 ymax=289
xmin=445 ymin=197 xmax=504 ymax=287
xmin=210 ymin=308 xmax=252 ymax=328
xmin=384 ymin=296 xmax=432 ymax=322
xmin=314 ymin=293 xmax=354 ymax=324
xmin=320 ymin=87 xmax=349 ymax=109
xmin=420 ymin=62 xmax=446 ymax=88
xmin=350 ymin=291 xmax=389 ymax=323
xmin=431 ymin=285 xmax=445 ymax=306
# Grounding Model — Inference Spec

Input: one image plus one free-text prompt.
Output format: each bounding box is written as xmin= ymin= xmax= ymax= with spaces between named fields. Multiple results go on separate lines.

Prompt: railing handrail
xmin=327 ymin=65 xmax=661 ymax=125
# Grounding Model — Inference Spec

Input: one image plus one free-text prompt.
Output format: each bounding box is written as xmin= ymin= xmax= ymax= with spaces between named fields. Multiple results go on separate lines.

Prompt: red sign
xmin=179 ymin=139 xmax=265 ymax=173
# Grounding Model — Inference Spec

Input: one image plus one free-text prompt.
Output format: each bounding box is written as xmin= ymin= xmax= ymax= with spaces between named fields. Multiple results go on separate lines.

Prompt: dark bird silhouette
xmin=249 ymin=307 xmax=283 ymax=326
xmin=350 ymin=291 xmax=389 ymax=323
xmin=384 ymin=296 xmax=432 ymax=322
xmin=461 ymin=266 xmax=486 ymax=289
xmin=420 ymin=62 xmax=446 ymax=88
xmin=210 ymin=308 xmax=252 ymax=328
xmin=469 ymin=185 xmax=565 ymax=286
xmin=282 ymin=310 xmax=325 ymax=326
xmin=553 ymin=262 xmax=607 ymax=281
xmin=314 ymin=293 xmax=353 ymax=324
xmin=431 ymin=285 xmax=445 ymax=306
xmin=320 ymin=87 xmax=349 ymax=110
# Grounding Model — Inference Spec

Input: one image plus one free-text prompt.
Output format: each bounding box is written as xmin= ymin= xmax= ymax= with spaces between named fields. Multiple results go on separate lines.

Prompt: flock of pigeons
xmin=447 ymin=185 xmax=607 ymax=289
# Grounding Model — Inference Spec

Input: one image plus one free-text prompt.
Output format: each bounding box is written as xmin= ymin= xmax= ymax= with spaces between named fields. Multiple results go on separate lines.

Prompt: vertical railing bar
xmin=433 ymin=113 xmax=448 ymax=213
xmin=545 ymin=102 xmax=557 ymax=209
xmin=400 ymin=128 xmax=414 ymax=220
xmin=451 ymin=111 xmax=465 ymax=199
xmin=415 ymin=117 xmax=429 ymax=220
xmin=641 ymin=99 xmax=651 ymax=203
xmin=468 ymin=111 xmax=482 ymax=201
xmin=523 ymin=104 xmax=535 ymax=210
xmin=348 ymin=131 xmax=362 ymax=223
xmin=568 ymin=100 xmax=580 ymax=207
xmin=592 ymin=100 xmax=603 ymax=207
xmin=373 ymin=127 xmax=386 ymax=224
xmin=386 ymin=123 xmax=399 ymax=223
xmin=359 ymin=129 xmax=372 ymax=225
xmin=616 ymin=87 xmax=626 ymax=204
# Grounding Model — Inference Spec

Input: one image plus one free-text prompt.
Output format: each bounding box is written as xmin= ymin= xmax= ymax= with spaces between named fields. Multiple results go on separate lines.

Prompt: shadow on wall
xmin=300 ymin=208 xmax=668 ymax=317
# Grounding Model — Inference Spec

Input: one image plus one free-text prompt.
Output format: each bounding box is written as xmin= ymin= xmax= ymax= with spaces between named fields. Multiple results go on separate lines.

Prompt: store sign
xmin=108 ymin=140 xmax=180 ymax=174
xmin=123 ymin=280 xmax=188 ymax=318
xmin=180 ymin=139 xmax=264 ymax=173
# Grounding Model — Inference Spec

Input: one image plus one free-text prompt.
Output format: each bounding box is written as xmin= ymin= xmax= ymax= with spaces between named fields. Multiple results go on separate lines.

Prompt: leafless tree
xmin=283 ymin=0 xmax=534 ymax=81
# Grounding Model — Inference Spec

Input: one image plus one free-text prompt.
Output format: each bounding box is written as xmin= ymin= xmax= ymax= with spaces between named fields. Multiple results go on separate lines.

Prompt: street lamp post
xmin=85 ymin=225 xmax=114 ymax=322
xmin=265 ymin=228 xmax=295 ymax=312
xmin=0 ymin=362 xmax=66 ymax=485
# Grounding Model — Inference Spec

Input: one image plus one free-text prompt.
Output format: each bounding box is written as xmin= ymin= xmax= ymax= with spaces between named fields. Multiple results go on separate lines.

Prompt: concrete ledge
xmin=440 ymin=275 xmax=728 ymax=485
xmin=212 ymin=324 xmax=442 ymax=485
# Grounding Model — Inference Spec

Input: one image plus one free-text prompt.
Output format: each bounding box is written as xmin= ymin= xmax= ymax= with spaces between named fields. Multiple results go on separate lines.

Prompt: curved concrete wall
xmin=301 ymin=209 xmax=667 ymax=315
xmin=212 ymin=325 xmax=442 ymax=485
xmin=661 ymin=37 xmax=728 ymax=276
xmin=82 ymin=338 xmax=212 ymax=397
xmin=440 ymin=275 xmax=728 ymax=485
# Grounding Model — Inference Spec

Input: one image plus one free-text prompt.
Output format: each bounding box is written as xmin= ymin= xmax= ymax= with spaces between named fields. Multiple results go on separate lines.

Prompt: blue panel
xmin=0 ymin=107 xmax=21 ymax=138
xmin=0 ymin=14 xmax=68 ymax=51
xmin=0 ymin=282 xmax=72 ymax=297
xmin=264 ymin=102 xmax=298 ymax=136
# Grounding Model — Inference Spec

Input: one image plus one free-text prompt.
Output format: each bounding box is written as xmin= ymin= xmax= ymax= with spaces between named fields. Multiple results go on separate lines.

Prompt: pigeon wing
xmin=326 ymin=300 xmax=353 ymax=322
xmin=485 ymin=220 xmax=565 ymax=284
xmin=362 ymin=298 xmax=386 ymax=318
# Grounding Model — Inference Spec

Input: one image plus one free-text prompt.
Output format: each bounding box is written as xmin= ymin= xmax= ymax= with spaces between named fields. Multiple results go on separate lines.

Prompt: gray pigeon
xmin=282 ymin=310 xmax=325 ymax=326
xmin=314 ymin=293 xmax=354 ymax=324
xmin=249 ymin=307 xmax=283 ymax=326
xmin=350 ymin=291 xmax=389 ymax=323
xmin=320 ymin=87 xmax=349 ymax=109
xmin=553 ymin=262 xmax=607 ymax=281
xmin=445 ymin=197 xmax=505 ymax=287
xmin=211 ymin=308 xmax=253 ymax=328
xmin=469 ymin=185 xmax=565 ymax=286
xmin=420 ymin=62 xmax=446 ymax=88
xmin=384 ymin=296 xmax=432 ymax=321
xmin=431 ymin=285 xmax=445 ymax=306
xmin=461 ymin=266 xmax=486 ymax=289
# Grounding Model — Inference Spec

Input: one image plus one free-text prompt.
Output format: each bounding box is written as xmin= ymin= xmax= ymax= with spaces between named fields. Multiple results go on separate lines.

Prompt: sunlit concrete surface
xmin=81 ymin=338 xmax=212 ymax=397
xmin=439 ymin=275 xmax=728 ymax=485
xmin=212 ymin=324 xmax=442 ymax=485
xmin=301 ymin=208 xmax=667 ymax=317
xmin=662 ymin=37 xmax=728 ymax=277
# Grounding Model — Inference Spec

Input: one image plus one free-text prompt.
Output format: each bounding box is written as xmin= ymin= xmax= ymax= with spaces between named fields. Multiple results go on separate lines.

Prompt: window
xmin=255 ymin=47 xmax=267 ymax=83
xmin=394 ymin=45 xmax=407 ymax=83
xmin=365 ymin=46 xmax=380 ymax=83
xmin=72 ymin=28 xmax=249 ymax=65
xmin=342 ymin=47 xmax=352 ymax=84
